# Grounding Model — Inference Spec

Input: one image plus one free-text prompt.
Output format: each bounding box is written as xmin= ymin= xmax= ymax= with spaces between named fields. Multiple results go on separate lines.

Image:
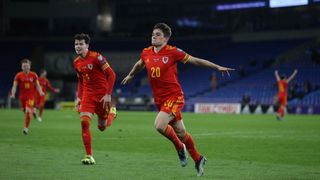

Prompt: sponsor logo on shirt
xmin=154 ymin=58 xmax=159 ymax=62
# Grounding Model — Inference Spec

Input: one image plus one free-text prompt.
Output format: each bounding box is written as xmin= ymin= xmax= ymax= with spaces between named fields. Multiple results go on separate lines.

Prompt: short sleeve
xmin=14 ymin=73 xmax=19 ymax=82
xmin=173 ymin=48 xmax=190 ymax=64
xmin=96 ymin=53 xmax=110 ymax=70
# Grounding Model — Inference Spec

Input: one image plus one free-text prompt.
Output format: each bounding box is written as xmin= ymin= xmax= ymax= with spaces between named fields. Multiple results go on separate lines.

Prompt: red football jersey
xmin=277 ymin=80 xmax=288 ymax=97
xmin=73 ymin=50 xmax=112 ymax=99
xmin=140 ymin=45 xmax=190 ymax=103
xmin=37 ymin=77 xmax=56 ymax=95
xmin=14 ymin=71 xmax=39 ymax=99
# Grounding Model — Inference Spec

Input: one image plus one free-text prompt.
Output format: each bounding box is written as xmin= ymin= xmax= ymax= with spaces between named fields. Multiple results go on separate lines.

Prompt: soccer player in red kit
xmin=73 ymin=33 xmax=117 ymax=165
xmin=121 ymin=23 xmax=234 ymax=177
xmin=274 ymin=69 xmax=298 ymax=120
xmin=35 ymin=69 xmax=60 ymax=122
xmin=10 ymin=59 xmax=44 ymax=135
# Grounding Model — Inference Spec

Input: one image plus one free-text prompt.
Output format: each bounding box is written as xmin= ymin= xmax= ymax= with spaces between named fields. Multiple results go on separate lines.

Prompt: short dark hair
xmin=153 ymin=23 xmax=172 ymax=38
xmin=21 ymin=58 xmax=31 ymax=65
xmin=74 ymin=33 xmax=91 ymax=44
xmin=280 ymin=74 xmax=286 ymax=80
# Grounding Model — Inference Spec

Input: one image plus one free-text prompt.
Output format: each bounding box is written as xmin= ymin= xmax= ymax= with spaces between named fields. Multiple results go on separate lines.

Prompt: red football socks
xmin=278 ymin=106 xmax=285 ymax=117
xmin=182 ymin=132 xmax=201 ymax=163
xmin=24 ymin=112 xmax=31 ymax=128
xmin=163 ymin=125 xmax=183 ymax=151
xmin=81 ymin=116 xmax=92 ymax=155
xmin=39 ymin=107 xmax=44 ymax=118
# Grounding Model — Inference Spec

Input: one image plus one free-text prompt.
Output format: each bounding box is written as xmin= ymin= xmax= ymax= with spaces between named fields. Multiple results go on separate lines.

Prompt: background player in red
xmin=121 ymin=23 xmax=234 ymax=177
xmin=73 ymin=33 xmax=117 ymax=165
xmin=274 ymin=69 xmax=298 ymax=120
xmin=35 ymin=69 xmax=60 ymax=122
xmin=10 ymin=59 xmax=44 ymax=135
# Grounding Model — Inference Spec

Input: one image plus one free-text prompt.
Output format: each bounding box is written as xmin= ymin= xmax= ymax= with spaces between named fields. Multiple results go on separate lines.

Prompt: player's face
xmin=41 ymin=71 xmax=47 ymax=77
xmin=21 ymin=62 xmax=30 ymax=73
xmin=74 ymin=39 xmax=89 ymax=56
xmin=151 ymin=29 xmax=168 ymax=47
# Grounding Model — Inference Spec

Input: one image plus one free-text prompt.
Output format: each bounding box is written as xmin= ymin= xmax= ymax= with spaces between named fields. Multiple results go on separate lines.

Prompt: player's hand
xmin=9 ymin=93 xmax=15 ymax=99
xmin=75 ymin=97 xmax=81 ymax=112
xmin=217 ymin=66 xmax=235 ymax=77
xmin=55 ymin=88 xmax=61 ymax=93
xmin=100 ymin=94 xmax=111 ymax=110
xmin=121 ymin=75 xmax=134 ymax=85
xmin=39 ymin=91 xmax=45 ymax=96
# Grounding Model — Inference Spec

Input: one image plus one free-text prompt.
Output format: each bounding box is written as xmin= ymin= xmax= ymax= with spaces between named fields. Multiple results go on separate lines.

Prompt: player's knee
xmin=176 ymin=129 xmax=187 ymax=139
xmin=81 ymin=116 xmax=91 ymax=129
xmin=154 ymin=124 xmax=166 ymax=133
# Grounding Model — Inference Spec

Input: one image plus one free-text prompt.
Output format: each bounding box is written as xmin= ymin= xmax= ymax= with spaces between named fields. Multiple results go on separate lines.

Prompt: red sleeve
xmin=104 ymin=67 xmax=116 ymax=94
xmin=95 ymin=53 xmax=116 ymax=94
xmin=14 ymin=73 xmax=20 ymax=83
xmin=46 ymin=79 xmax=58 ymax=92
xmin=77 ymin=73 xmax=83 ymax=99
xmin=173 ymin=47 xmax=190 ymax=64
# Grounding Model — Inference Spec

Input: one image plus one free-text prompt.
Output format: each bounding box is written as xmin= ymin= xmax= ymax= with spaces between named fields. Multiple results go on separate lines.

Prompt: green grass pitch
xmin=0 ymin=109 xmax=319 ymax=179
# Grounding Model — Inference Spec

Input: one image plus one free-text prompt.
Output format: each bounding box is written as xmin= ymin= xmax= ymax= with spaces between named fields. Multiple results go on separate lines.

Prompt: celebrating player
xmin=10 ymin=59 xmax=44 ymax=135
xmin=274 ymin=69 xmax=298 ymax=120
xmin=34 ymin=69 xmax=60 ymax=122
xmin=73 ymin=33 xmax=117 ymax=165
xmin=121 ymin=23 xmax=234 ymax=176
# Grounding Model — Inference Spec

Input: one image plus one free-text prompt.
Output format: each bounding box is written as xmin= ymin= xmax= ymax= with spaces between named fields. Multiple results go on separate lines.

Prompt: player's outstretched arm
xmin=287 ymin=69 xmax=298 ymax=83
xmin=274 ymin=70 xmax=280 ymax=81
xmin=10 ymin=81 xmax=18 ymax=98
xmin=121 ymin=59 xmax=145 ymax=85
xmin=187 ymin=56 xmax=235 ymax=76
xmin=47 ymin=80 xmax=60 ymax=93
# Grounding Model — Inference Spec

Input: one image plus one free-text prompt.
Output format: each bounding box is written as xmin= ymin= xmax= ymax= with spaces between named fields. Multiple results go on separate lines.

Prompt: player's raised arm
xmin=274 ymin=70 xmax=280 ymax=81
xmin=121 ymin=59 xmax=145 ymax=84
xmin=186 ymin=56 xmax=235 ymax=76
xmin=287 ymin=69 xmax=298 ymax=83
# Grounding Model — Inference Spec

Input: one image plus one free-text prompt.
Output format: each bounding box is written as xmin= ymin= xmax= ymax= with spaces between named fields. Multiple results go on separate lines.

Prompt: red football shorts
xmin=19 ymin=97 xmax=35 ymax=113
xmin=156 ymin=95 xmax=185 ymax=121
xmin=79 ymin=95 xmax=109 ymax=119
xmin=35 ymin=94 xmax=46 ymax=107
xmin=278 ymin=95 xmax=287 ymax=106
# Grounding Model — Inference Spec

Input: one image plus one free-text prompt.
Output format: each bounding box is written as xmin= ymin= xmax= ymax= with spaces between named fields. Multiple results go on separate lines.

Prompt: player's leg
xmin=171 ymin=120 xmax=206 ymax=176
xmin=154 ymin=111 xmax=184 ymax=155
xmin=106 ymin=106 xmax=117 ymax=127
xmin=277 ymin=96 xmax=285 ymax=120
xmin=22 ymin=99 xmax=34 ymax=135
xmin=80 ymin=112 xmax=95 ymax=165
xmin=96 ymin=102 xmax=117 ymax=131
xmin=33 ymin=95 xmax=40 ymax=120
xmin=282 ymin=97 xmax=287 ymax=118
xmin=37 ymin=99 xmax=46 ymax=122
